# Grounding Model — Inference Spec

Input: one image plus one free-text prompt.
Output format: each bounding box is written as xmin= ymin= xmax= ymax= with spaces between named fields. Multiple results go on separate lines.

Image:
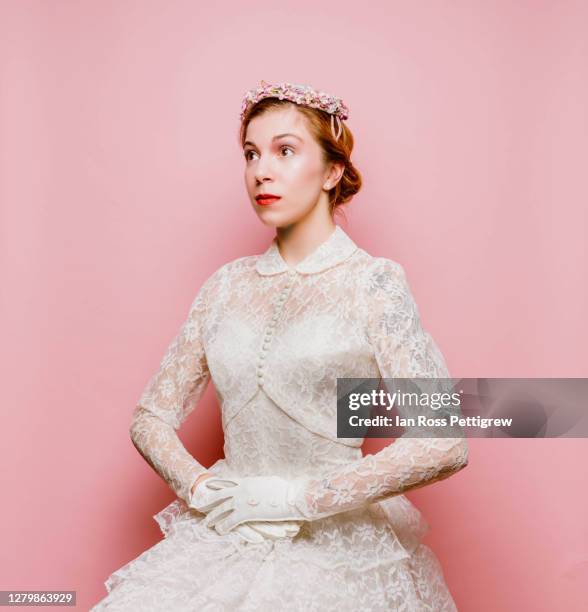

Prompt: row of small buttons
xmin=257 ymin=269 xmax=296 ymax=387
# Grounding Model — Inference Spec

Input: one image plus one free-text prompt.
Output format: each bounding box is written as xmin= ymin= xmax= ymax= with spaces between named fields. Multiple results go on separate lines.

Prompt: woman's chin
xmin=255 ymin=209 xmax=299 ymax=228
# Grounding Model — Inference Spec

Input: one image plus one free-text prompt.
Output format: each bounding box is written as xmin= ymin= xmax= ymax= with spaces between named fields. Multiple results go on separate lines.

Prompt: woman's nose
xmin=254 ymin=155 xmax=273 ymax=183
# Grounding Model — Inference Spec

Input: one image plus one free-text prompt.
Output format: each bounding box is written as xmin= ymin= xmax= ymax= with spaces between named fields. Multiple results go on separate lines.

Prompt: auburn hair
xmin=239 ymin=98 xmax=362 ymax=218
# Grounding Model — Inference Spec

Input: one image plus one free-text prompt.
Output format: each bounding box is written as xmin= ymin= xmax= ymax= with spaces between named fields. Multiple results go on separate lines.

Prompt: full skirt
xmin=91 ymin=493 xmax=458 ymax=611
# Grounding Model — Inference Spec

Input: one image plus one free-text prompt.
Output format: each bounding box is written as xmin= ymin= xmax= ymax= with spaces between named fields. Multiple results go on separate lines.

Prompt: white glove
xmin=245 ymin=520 xmax=302 ymax=542
xmin=229 ymin=521 xmax=301 ymax=544
xmin=189 ymin=476 xmax=302 ymax=543
xmin=202 ymin=476 xmax=308 ymax=536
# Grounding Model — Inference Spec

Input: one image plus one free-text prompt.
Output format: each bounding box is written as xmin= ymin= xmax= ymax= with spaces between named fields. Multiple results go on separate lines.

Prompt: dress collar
xmin=255 ymin=225 xmax=359 ymax=276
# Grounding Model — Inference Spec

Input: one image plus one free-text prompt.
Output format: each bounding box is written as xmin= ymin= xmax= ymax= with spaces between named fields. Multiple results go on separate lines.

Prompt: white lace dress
xmin=91 ymin=225 xmax=468 ymax=611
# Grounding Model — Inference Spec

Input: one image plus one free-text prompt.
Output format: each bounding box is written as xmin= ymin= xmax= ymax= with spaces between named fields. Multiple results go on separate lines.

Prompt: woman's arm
xmin=130 ymin=275 xmax=215 ymax=505
xmin=293 ymin=258 xmax=468 ymax=521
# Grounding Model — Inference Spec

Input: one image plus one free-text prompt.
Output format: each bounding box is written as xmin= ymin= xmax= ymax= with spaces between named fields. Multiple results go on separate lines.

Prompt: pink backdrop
xmin=1 ymin=1 xmax=586 ymax=610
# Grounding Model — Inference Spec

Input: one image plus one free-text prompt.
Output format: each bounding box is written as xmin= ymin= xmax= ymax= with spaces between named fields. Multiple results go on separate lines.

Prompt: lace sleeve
xmin=294 ymin=259 xmax=468 ymax=521
xmin=129 ymin=274 xmax=215 ymax=504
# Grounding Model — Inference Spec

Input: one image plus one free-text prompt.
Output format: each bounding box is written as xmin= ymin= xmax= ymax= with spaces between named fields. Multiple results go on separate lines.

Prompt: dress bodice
xmin=129 ymin=225 xmax=466 ymax=562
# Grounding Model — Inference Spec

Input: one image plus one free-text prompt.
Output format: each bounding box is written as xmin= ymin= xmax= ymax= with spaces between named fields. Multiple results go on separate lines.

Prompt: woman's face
xmin=243 ymin=105 xmax=332 ymax=228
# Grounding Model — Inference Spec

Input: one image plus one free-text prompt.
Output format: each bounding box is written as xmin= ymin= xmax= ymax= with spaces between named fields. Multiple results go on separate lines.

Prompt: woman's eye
xmin=244 ymin=145 xmax=294 ymax=161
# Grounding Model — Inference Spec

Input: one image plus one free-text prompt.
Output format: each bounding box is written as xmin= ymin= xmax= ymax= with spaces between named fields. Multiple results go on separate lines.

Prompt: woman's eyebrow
xmin=243 ymin=133 xmax=303 ymax=147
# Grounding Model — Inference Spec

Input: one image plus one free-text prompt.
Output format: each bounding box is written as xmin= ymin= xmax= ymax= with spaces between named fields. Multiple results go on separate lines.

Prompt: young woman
xmin=92 ymin=81 xmax=469 ymax=611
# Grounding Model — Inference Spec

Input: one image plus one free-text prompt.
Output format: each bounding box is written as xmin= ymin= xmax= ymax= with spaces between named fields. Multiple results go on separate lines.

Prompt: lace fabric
xmin=92 ymin=225 xmax=467 ymax=611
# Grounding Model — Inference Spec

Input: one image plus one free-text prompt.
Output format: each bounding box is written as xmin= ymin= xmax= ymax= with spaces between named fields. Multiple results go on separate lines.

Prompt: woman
xmin=92 ymin=81 xmax=469 ymax=611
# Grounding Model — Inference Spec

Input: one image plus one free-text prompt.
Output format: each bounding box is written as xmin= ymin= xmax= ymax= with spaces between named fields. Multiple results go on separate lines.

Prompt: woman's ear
xmin=323 ymin=162 xmax=345 ymax=190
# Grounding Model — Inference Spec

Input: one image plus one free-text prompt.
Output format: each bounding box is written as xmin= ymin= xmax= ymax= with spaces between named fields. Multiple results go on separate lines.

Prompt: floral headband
xmin=240 ymin=80 xmax=349 ymax=140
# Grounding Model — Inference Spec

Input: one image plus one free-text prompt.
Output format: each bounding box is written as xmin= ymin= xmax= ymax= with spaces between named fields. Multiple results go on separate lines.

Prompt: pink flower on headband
xmin=240 ymin=80 xmax=349 ymax=122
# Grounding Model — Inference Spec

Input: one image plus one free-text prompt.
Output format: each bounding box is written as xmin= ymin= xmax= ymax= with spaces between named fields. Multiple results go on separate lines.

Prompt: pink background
xmin=1 ymin=1 xmax=587 ymax=610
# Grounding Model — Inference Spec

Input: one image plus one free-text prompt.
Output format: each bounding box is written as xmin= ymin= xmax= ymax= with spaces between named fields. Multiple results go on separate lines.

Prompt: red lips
xmin=256 ymin=193 xmax=281 ymax=206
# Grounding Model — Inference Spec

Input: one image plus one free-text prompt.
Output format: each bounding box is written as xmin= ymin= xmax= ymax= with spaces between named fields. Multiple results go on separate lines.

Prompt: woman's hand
xmin=189 ymin=475 xmax=302 ymax=543
xmin=200 ymin=476 xmax=308 ymax=536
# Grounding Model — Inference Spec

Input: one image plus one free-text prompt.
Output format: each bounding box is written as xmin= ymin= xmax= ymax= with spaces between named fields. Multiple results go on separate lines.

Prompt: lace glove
xmin=189 ymin=476 xmax=302 ymax=542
